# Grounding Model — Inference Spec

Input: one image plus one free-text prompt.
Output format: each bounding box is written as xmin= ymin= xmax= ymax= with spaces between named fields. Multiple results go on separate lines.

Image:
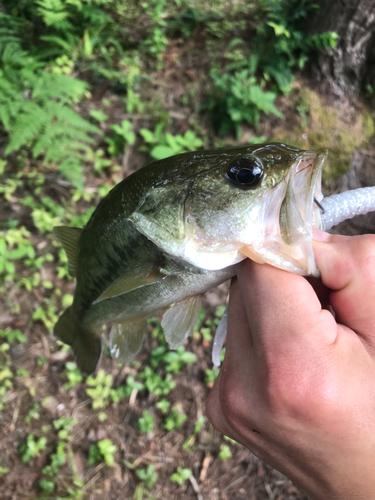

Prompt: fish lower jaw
xmin=239 ymin=233 xmax=319 ymax=276
xmin=181 ymin=241 xmax=246 ymax=271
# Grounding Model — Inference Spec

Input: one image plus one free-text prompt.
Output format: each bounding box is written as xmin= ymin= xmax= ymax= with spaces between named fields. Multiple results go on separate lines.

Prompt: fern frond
xmin=58 ymin=157 xmax=84 ymax=189
xmin=0 ymin=5 xmax=102 ymax=188
xmin=5 ymin=102 xmax=48 ymax=154
xmin=44 ymin=138 xmax=87 ymax=189
xmin=33 ymin=123 xmax=95 ymax=157
xmin=36 ymin=0 xmax=69 ymax=27
xmin=40 ymin=34 xmax=79 ymax=54
xmin=41 ymin=123 xmax=95 ymax=143
xmin=0 ymin=13 xmax=25 ymax=37
xmin=44 ymin=141 xmax=85 ymax=165
xmin=46 ymin=103 xmax=99 ymax=133
xmin=0 ymin=31 xmax=21 ymax=49
xmin=32 ymin=73 xmax=88 ymax=104
xmin=2 ymin=42 xmax=29 ymax=69
xmin=0 ymin=79 xmax=26 ymax=129
xmin=0 ymin=103 xmax=25 ymax=131
xmin=0 ymin=14 xmax=25 ymax=62
xmin=0 ymin=79 xmax=22 ymax=103
xmin=0 ymin=106 xmax=11 ymax=131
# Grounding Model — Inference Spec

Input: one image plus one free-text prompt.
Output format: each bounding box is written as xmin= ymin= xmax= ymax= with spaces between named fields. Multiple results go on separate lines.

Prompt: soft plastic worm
xmin=212 ymin=306 xmax=228 ymax=367
xmin=320 ymin=186 xmax=375 ymax=230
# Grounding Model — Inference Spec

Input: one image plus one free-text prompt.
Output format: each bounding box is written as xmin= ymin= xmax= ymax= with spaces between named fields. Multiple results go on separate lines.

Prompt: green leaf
xmin=227 ymin=37 xmax=245 ymax=49
xmin=90 ymin=109 xmax=108 ymax=122
xmin=83 ymin=30 xmax=93 ymax=57
xmin=150 ymin=145 xmax=175 ymax=160
xmin=268 ymin=22 xmax=290 ymax=38
xmin=98 ymin=439 xmax=117 ymax=467
xmin=139 ymin=128 xmax=155 ymax=144
xmin=170 ymin=467 xmax=192 ymax=486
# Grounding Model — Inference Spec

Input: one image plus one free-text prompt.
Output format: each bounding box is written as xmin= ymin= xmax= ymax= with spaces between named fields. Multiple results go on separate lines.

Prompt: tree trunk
xmin=304 ymin=0 xmax=375 ymax=97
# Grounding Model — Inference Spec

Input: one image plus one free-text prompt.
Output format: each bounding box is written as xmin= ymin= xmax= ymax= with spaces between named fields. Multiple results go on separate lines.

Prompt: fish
xmin=53 ymin=142 xmax=327 ymax=373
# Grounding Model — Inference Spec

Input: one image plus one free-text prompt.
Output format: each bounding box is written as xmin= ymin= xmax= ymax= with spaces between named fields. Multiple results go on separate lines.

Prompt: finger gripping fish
xmin=53 ymin=143 xmax=374 ymax=373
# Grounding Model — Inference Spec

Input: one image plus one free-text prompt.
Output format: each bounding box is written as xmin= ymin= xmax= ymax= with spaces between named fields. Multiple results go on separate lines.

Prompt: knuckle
xmin=264 ymin=353 xmax=338 ymax=422
xmin=263 ymin=366 xmax=302 ymax=412
xmin=328 ymin=234 xmax=375 ymax=282
xmin=218 ymin=375 xmax=253 ymax=427
xmin=350 ymin=234 xmax=375 ymax=273
xmin=205 ymin=389 xmax=223 ymax=431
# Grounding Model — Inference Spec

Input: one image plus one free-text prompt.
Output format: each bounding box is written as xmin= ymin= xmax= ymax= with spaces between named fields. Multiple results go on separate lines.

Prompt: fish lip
xmin=292 ymin=148 xmax=327 ymax=231
xmin=236 ymin=148 xmax=328 ymax=277
xmin=274 ymin=148 xmax=327 ymax=276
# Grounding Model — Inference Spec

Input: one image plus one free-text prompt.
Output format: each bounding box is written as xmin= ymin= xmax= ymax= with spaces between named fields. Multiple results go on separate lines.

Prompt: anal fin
xmin=161 ymin=295 xmax=202 ymax=350
xmin=110 ymin=318 xmax=147 ymax=364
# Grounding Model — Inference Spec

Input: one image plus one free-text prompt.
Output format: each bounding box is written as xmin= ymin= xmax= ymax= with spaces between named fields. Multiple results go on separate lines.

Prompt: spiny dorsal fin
xmin=54 ymin=226 xmax=83 ymax=277
xmin=93 ymin=264 xmax=170 ymax=304
xmin=161 ymin=294 xmax=202 ymax=349
xmin=110 ymin=318 xmax=147 ymax=364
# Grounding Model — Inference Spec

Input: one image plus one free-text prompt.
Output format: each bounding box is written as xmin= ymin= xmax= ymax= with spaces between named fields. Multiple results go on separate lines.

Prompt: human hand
xmin=206 ymin=232 xmax=375 ymax=500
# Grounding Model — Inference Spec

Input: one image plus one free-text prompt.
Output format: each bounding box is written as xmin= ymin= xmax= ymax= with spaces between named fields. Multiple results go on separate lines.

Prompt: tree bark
xmin=304 ymin=0 xmax=375 ymax=97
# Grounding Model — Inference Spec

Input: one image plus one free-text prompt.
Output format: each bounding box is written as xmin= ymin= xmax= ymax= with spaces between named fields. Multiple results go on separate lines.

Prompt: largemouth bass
xmin=54 ymin=143 xmax=327 ymax=373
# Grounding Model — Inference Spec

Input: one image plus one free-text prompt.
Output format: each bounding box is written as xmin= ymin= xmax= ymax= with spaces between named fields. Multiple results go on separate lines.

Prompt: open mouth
xmin=302 ymin=150 xmax=327 ymax=232
xmin=240 ymin=149 xmax=327 ymax=277
xmin=278 ymin=149 xmax=327 ymax=275
xmin=280 ymin=149 xmax=327 ymax=243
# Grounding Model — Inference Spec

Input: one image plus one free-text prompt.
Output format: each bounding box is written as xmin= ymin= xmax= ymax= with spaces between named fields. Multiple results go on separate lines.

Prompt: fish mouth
xmin=278 ymin=149 xmax=327 ymax=276
xmin=241 ymin=149 xmax=327 ymax=276
xmin=281 ymin=150 xmax=326 ymax=239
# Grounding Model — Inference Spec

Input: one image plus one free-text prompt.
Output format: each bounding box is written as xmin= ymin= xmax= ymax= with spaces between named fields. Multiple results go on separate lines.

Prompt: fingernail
xmin=312 ymin=228 xmax=331 ymax=242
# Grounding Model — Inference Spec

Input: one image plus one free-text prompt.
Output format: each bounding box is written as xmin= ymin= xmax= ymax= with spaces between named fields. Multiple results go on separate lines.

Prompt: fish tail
xmin=54 ymin=306 xmax=101 ymax=374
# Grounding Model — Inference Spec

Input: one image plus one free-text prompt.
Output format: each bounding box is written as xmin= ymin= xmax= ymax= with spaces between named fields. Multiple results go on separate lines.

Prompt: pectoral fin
xmin=54 ymin=226 xmax=83 ymax=277
xmin=110 ymin=318 xmax=147 ymax=364
xmin=93 ymin=264 xmax=170 ymax=304
xmin=161 ymin=295 xmax=202 ymax=349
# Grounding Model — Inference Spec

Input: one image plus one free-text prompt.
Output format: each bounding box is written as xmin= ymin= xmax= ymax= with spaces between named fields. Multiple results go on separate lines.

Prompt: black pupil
xmin=227 ymin=158 xmax=263 ymax=186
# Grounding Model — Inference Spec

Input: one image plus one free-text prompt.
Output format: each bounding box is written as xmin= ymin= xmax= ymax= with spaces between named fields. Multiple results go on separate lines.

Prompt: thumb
xmin=313 ymin=232 xmax=375 ymax=347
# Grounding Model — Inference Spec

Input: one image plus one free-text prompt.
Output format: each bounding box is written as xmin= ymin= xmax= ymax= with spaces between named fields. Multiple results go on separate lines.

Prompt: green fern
xmin=31 ymin=72 xmax=88 ymax=103
xmin=36 ymin=0 xmax=70 ymax=27
xmin=0 ymin=74 xmax=99 ymax=187
xmin=0 ymin=16 xmax=100 ymax=188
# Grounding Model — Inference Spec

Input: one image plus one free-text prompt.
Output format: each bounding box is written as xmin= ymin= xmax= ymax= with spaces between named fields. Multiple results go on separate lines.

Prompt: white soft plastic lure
xmin=320 ymin=187 xmax=375 ymax=230
xmin=212 ymin=186 xmax=375 ymax=366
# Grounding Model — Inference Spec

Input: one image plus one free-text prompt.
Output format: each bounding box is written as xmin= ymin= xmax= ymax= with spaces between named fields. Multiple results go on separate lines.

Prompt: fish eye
xmin=226 ymin=157 xmax=263 ymax=187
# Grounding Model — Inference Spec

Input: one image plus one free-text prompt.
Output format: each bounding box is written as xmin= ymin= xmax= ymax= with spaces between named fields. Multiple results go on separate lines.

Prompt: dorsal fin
xmin=54 ymin=226 xmax=83 ymax=277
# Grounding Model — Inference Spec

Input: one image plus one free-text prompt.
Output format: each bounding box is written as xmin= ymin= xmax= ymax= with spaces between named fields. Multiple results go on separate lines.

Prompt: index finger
xmin=235 ymin=259 xmax=337 ymax=357
xmin=313 ymin=233 xmax=375 ymax=345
